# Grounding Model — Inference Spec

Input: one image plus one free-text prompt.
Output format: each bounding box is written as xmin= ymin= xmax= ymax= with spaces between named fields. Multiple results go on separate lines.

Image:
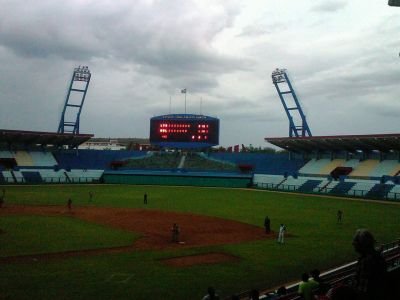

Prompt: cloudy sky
xmin=0 ymin=0 xmax=398 ymax=147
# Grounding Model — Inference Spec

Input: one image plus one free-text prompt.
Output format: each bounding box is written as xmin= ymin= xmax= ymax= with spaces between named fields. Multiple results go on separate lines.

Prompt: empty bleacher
xmin=319 ymin=159 xmax=346 ymax=175
xmin=388 ymin=184 xmax=400 ymax=200
xmin=346 ymin=179 xmax=377 ymax=197
xmin=184 ymin=153 xmax=237 ymax=171
xmin=253 ymin=174 xmax=285 ymax=188
xmin=14 ymin=151 xmax=35 ymax=167
xmin=367 ymin=183 xmax=395 ymax=199
xmin=328 ymin=181 xmax=356 ymax=195
xmin=297 ymin=179 xmax=323 ymax=192
xmin=349 ymin=159 xmax=380 ymax=177
xmin=209 ymin=152 xmax=306 ymax=175
xmin=67 ymin=169 xmax=104 ymax=183
xmin=298 ymin=158 xmax=331 ymax=175
xmin=369 ymin=160 xmax=400 ymax=178
xmin=53 ymin=150 xmax=145 ymax=170
xmin=29 ymin=151 xmax=57 ymax=167
xmin=21 ymin=171 xmax=43 ymax=183
xmin=37 ymin=169 xmax=68 ymax=183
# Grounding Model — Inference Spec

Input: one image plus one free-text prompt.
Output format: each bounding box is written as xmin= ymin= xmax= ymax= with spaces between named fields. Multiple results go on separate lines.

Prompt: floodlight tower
xmin=271 ymin=68 xmax=312 ymax=137
xmin=57 ymin=66 xmax=91 ymax=134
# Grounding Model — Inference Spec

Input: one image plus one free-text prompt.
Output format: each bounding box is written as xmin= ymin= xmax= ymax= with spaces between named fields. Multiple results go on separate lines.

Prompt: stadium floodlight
xmin=73 ymin=66 xmax=91 ymax=82
xmin=388 ymin=0 xmax=400 ymax=6
xmin=271 ymin=68 xmax=287 ymax=84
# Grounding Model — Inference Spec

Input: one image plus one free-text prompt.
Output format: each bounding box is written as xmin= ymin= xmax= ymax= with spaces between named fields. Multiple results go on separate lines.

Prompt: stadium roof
xmin=151 ymin=114 xmax=219 ymax=121
xmin=0 ymin=129 xmax=93 ymax=148
xmin=265 ymin=133 xmax=400 ymax=153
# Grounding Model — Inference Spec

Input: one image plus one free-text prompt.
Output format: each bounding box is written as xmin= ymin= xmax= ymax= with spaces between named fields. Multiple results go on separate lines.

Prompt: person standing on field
xmin=89 ymin=191 xmax=93 ymax=202
xmin=337 ymin=210 xmax=343 ymax=224
xmin=277 ymin=224 xmax=286 ymax=244
xmin=67 ymin=198 xmax=72 ymax=212
xmin=264 ymin=216 xmax=271 ymax=234
xmin=144 ymin=193 xmax=148 ymax=205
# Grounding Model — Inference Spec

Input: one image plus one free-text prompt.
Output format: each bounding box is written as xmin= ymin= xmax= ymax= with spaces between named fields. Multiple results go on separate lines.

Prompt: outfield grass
xmin=1 ymin=184 xmax=400 ymax=300
xmin=0 ymin=215 xmax=138 ymax=257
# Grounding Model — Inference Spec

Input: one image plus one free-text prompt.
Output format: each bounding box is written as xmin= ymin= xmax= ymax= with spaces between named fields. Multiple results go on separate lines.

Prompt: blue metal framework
xmin=272 ymin=68 xmax=312 ymax=137
xmin=57 ymin=66 xmax=91 ymax=134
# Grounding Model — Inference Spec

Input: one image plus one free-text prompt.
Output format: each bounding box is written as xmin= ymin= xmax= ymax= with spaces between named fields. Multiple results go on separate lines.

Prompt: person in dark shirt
xmin=144 ymin=193 xmax=148 ymax=205
xmin=352 ymin=229 xmax=387 ymax=300
xmin=264 ymin=216 xmax=271 ymax=234
xmin=337 ymin=210 xmax=343 ymax=224
xmin=67 ymin=198 xmax=72 ymax=212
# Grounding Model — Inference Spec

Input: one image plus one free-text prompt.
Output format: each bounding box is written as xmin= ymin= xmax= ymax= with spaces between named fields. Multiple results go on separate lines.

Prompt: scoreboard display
xmin=150 ymin=114 xmax=219 ymax=148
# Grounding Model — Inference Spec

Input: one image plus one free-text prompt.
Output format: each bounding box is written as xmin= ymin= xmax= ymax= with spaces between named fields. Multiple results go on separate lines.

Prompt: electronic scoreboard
xmin=150 ymin=114 xmax=219 ymax=148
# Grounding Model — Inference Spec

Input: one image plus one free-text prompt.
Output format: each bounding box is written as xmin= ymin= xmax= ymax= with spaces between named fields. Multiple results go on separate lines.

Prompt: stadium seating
xmin=298 ymin=159 xmax=331 ymax=175
xmin=67 ymin=169 xmax=104 ymax=183
xmin=369 ymin=160 xmax=400 ymax=177
xmin=319 ymin=159 xmax=346 ymax=175
xmin=312 ymin=178 xmax=334 ymax=192
xmin=209 ymin=152 xmax=306 ymax=175
xmin=53 ymin=150 xmax=146 ymax=170
xmin=14 ymin=151 xmax=35 ymax=166
xmin=328 ymin=181 xmax=356 ymax=195
xmin=38 ymin=169 xmax=68 ymax=183
xmin=346 ymin=179 xmax=378 ymax=197
xmin=387 ymin=184 xmax=400 ymax=200
xmin=0 ymin=150 xmax=14 ymax=158
xmin=29 ymin=151 xmax=57 ymax=167
xmin=21 ymin=171 xmax=43 ymax=183
xmin=1 ymin=171 xmax=14 ymax=183
xmin=253 ymin=174 xmax=285 ymax=188
xmin=184 ymin=153 xmax=237 ymax=171
xmin=297 ymin=179 xmax=323 ymax=192
xmin=349 ymin=159 xmax=380 ymax=177
xmin=12 ymin=170 xmax=24 ymax=183
xmin=343 ymin=159 xmax=360 ymax=168
xmin=367 ymin=183 xmax=395 ymax=199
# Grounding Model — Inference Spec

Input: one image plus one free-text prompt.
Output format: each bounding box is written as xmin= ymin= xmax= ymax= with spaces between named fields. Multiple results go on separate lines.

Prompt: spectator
xmin=310 ymin=269 xmax=330 ymax=295
xmin=298 ymin=273 xmax=318 ymax=300
xmin=352 ymin=229 xmax=387 ymax=300
xmin=202 ymin=287 xmax=220 ymax=300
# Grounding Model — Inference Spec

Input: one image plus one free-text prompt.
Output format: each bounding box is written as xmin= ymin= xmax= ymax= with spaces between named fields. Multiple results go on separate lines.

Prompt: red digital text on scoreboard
xmin=150 ymin=118 xmax=219 ymax=144
xmin=157 ymin=123 xmax=209 ymax=140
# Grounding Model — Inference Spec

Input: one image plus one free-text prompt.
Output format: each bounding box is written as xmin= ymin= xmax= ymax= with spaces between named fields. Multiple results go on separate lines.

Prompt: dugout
xmin=102 ymin=170 xmax=252 ymax=187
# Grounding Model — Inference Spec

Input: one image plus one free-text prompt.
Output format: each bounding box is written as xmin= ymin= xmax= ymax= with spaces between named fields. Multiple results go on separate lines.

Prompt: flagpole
xmin=184 ymin=92 xmax=187 ymax=114
xmin=169 ymin=96 xmax=171 ymax=114
xmin=200 ymin=97 xmax=202 ymax=115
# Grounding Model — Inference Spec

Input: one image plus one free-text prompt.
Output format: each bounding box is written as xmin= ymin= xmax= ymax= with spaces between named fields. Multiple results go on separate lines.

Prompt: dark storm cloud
xmin=311 ymin=1 xmax=347 ymax=13
xmin=0 ymin=0 xmax=246 ymax=91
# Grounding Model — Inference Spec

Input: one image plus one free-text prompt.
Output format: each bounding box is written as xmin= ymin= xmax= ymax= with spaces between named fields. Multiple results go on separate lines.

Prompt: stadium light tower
xmin=57 ymin=66 xmax=91 ymax=134
xmin=271 ymin=68 xmax=312 ymax=137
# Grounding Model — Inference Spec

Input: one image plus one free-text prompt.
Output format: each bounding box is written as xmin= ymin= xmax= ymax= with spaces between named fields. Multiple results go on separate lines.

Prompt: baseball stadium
xmin=1 ymin=3 xmax=400 ymax=300
xmin=1 ymin=62 xmax=400 ymax=300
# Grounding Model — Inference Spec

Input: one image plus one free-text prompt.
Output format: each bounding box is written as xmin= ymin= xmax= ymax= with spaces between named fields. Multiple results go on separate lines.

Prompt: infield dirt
xmin=0 ymin=205 xmax=274 ymax=264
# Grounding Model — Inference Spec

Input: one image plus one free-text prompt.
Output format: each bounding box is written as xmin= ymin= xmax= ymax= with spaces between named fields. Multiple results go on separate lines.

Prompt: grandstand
xmin=257 ymin=134 xmax=400 ymax=200
xmin=1 ymin=128 xmax=400 ymax=201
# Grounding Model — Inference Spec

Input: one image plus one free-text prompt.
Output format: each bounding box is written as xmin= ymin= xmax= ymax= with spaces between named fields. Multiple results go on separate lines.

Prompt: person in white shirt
xmin=277 ymin=224 xmax=286 ymax=244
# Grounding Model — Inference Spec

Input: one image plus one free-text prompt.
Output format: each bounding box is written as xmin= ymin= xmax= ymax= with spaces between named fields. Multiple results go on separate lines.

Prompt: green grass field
xmin=1 ymin=184 xmax=400 ymax=300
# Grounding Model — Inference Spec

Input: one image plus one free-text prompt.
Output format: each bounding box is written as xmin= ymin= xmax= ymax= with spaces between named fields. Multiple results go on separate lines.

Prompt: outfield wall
xmin=103 ymin=170 xmax=251 ymax=188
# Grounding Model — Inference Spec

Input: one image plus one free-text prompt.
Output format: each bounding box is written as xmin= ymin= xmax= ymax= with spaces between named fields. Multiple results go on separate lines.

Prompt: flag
xmin=181 ymin=88 xmax=186 ymax=94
